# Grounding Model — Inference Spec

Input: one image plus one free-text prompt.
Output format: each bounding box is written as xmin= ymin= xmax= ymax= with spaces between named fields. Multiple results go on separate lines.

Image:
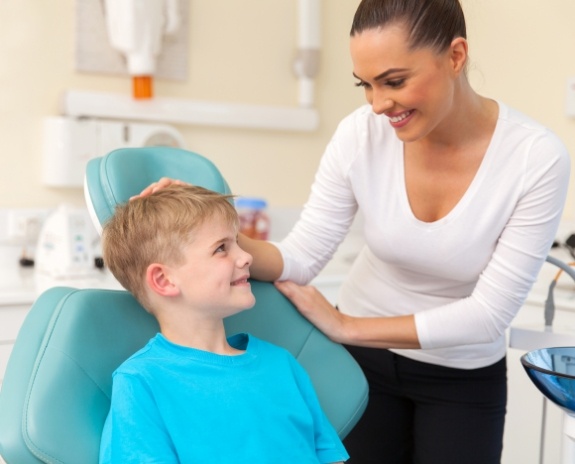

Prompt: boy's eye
xmin=215 ymin=244 xmax=226 ymax=253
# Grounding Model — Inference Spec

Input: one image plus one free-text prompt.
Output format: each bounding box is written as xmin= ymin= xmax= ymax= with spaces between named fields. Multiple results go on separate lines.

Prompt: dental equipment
xmin=64 ymin=0 xmax=322 ymax=131
xmin=104 ymin=0 xmax=180 ymax=99
xmin=522 ymin=347 xmax=575 ymax=464
xmin=521 ymin=255 xmax=575 ymax=464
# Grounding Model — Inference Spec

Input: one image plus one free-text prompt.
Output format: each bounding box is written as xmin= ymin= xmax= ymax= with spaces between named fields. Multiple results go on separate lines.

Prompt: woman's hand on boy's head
xmin=131 ymin=177 xmax=188 ymax=201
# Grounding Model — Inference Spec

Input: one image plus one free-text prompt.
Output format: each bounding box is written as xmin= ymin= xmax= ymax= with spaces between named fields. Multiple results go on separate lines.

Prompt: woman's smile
xmin=387 ymin=109 xmax=415 ymax=128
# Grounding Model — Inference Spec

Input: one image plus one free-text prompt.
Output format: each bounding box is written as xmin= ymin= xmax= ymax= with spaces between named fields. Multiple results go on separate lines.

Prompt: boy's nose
xmin=239 ymin=250 xmax=253 ymax=267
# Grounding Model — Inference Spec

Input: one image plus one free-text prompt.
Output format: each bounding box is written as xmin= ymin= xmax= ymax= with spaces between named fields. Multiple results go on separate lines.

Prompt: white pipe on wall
xmin=298 ymin=0 xmax=320 ymax=49
xmin=294 ymin=0 xmax=321 ymax=108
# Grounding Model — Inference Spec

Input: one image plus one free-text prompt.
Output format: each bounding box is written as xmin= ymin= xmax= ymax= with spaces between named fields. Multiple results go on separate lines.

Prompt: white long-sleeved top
xmin=277 ymin=102 xmax=570 ymax=369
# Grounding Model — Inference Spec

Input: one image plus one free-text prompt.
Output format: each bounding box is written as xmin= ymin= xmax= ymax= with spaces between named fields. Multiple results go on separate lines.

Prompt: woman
xmin=141 ymin=1 xmax=570 ymax=462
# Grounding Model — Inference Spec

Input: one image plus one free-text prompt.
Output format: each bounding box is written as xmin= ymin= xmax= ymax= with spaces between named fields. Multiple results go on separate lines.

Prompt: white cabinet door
xmin=0 ymin=304 xmax=31 ymax=385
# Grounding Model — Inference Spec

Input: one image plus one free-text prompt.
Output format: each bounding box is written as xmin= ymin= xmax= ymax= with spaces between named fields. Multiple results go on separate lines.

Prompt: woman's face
xmin=350 ymin=23 xmax=463 ymax=143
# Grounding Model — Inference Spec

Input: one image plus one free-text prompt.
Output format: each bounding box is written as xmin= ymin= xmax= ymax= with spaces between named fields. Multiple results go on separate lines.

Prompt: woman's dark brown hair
xmin=351 ymin=0 xmax=466 ymax=52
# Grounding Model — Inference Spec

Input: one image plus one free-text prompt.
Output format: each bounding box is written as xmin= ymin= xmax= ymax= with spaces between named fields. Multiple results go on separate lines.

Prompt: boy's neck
xmin=159 ymin=317 xmax=244 ymax=355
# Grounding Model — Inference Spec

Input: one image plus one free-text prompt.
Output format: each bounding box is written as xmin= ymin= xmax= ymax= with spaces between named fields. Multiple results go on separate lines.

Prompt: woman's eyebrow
xmin=353 ymin=68 xmax=408 ymax=82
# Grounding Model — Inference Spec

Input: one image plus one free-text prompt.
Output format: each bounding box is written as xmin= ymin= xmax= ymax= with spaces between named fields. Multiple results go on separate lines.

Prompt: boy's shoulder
xmin=112 ymin=333 xmax=166 ymax=376
xmin=242 ymin=334 xmax=296 ymax=360
xmin=245 ymin=335 xmax=307 ymax=379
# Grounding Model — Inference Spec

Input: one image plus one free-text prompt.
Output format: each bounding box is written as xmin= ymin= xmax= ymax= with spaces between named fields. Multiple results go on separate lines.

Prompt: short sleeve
xmin=99 ymin=372 xmax=179 ymax=464
xmin=289 ymin=357 xmax=350 ymax=463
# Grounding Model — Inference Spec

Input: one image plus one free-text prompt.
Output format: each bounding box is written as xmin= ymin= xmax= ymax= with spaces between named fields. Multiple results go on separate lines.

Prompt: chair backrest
xmin=0 ymin=147 xmax=368 ymax=464
xmin=0 ymin=288 xmax=159 ymax=464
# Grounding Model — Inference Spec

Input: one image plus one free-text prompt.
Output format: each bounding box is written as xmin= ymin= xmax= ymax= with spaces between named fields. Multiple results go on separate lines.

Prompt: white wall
xmin=463 ymin=0 xmax=575 ymax=219
xmin=1 ymin=0 xmax=574 ymax=217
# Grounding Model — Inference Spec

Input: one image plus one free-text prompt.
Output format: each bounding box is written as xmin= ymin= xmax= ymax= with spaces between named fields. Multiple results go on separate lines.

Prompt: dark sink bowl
xmin=521 ymin=346 xmax=575 ymax=415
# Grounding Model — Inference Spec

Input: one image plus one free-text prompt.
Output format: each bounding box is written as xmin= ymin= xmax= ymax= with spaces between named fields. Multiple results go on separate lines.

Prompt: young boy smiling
xmin=99 ymin=184 xmax=348 ymax=463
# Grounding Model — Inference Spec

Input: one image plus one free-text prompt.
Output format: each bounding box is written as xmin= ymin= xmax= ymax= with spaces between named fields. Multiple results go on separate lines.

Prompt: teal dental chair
xmin=0 ymin=147 xmax=368 ymax=464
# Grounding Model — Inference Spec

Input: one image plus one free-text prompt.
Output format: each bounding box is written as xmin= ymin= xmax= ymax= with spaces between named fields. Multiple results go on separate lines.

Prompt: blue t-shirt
xmin=99 ymin=333 xmax=348 ymax=463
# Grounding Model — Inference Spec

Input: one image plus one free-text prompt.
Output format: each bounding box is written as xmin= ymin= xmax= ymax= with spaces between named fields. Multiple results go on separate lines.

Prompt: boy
xmin=99 ymin=184 xmax=348 ymax=463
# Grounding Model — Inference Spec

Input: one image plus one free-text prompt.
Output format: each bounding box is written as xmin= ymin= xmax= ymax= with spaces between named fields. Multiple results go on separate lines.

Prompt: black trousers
xmin=343 ymin=346 xmax=507 ymax=464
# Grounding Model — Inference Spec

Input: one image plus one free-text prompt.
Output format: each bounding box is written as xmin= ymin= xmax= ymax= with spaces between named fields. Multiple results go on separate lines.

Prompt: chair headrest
xmin=84 ymin=147 xmax=232 ymax=235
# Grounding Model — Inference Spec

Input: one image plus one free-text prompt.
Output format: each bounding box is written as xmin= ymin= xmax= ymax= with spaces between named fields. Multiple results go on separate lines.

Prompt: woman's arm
xmin=276 ymin=127 xmax=570 ymax=351
xmin=274 ymin=280 xmax=420 ymax=349
xmin=239 ymin=234 xmax=284 ymax=281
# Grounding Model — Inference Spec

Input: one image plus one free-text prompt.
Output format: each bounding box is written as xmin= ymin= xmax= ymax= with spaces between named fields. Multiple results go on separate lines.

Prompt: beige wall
xmin=1 ymin=0 xmax=574 ymax=218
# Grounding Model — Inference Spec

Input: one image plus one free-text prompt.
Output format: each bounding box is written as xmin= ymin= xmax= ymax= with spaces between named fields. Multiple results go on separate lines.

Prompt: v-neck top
xmin=277 ymin=102 xmax=570 ymax=369
xmin=398 ymin=114 xmax=500 ymax=227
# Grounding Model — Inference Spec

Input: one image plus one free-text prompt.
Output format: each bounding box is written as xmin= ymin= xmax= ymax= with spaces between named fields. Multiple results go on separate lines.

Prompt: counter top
xmin=0 ymin=266 xmax=124 ymax=307
xmin=0 ymin=246 xmax=123 ymax=307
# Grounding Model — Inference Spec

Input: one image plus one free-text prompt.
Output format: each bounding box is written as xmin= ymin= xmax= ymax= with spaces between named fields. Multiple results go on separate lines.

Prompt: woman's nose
xmin=370 ymin=90 xmax=394 ymax=115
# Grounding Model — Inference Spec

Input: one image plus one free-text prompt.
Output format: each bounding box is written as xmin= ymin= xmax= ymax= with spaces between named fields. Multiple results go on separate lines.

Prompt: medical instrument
xmin=35 ymin=205 xmax=99 ymax=279
xmin=63 ymin=0 xmax=322 ymax=131
xmin=103 ymin=0 xmax=180 ymax=99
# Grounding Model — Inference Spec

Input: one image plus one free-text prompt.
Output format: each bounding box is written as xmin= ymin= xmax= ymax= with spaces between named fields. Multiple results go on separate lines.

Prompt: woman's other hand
xmin=131 ymin=177 xmax=188 ymax=200
xmin=274 ymin=280 xmax=350 ymax=344
xmin=274 ymin=280 xmax=420 ymax=349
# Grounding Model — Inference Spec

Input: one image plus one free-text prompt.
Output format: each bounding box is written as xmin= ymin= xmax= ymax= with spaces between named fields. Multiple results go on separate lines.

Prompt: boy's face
xmin=168 ymin=214 xmax=255 ymax=319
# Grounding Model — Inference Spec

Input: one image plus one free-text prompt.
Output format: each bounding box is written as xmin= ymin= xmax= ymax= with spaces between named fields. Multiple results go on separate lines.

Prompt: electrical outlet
xmin=6 ymin=209 xmax=50 ymax=245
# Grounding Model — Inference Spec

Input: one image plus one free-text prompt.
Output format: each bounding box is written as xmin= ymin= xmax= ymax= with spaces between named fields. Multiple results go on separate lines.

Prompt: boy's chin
xmin=230 ymin=295 xmax=256 ymax=314
xmin=243 ymin=295 xmax=256 ymax=310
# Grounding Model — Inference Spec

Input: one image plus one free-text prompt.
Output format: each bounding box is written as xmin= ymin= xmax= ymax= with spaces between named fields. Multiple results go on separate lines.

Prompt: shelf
xmin=509 ymin=325 xmax=575 ymax=351
xmin=61 ymin=90 xmax=320 ymax=132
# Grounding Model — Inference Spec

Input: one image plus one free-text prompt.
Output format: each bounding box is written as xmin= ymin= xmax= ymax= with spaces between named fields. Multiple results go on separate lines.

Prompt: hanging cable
xmin=544 ymin=261 xmax=575 ymax=329
xmin=539 ymin=258 xmax=575 ymax=463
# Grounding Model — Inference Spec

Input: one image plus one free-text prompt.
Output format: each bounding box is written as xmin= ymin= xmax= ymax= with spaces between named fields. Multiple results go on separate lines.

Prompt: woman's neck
xmin=422 ymin=82 xmax=498 ymax=152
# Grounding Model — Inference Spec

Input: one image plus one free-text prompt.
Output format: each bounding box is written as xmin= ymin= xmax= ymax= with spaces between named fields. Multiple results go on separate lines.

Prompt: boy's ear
xmin=146 ymin=263 xmax=180 ymax=297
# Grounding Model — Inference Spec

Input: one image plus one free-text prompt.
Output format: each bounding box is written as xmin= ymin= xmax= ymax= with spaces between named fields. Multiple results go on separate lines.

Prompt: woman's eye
xmin=354 ymin=80 xmax=369 ymax=88
xmin=355 ymin=78 xmax=405 ymax=89
xmin=386 ymin=78 xmax=405 ymax=88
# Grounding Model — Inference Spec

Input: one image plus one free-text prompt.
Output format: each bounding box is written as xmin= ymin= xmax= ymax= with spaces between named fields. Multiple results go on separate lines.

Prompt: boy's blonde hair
xmin=102 ymin=184 xmax=238 ymax=312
